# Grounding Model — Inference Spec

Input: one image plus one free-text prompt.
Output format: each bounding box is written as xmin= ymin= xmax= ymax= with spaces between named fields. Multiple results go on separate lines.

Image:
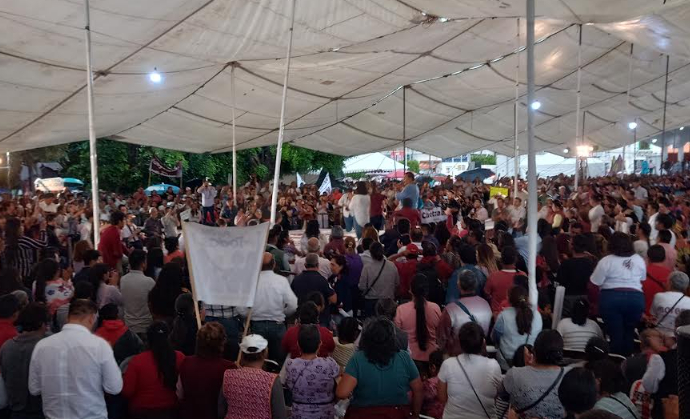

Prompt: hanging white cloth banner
xmin=269 ymin=0 xmax=296 ymax=225
xmin=319 ymin=173 xmax=332 ymax=195
xmin=296 ymin=172 xmax=305 ymax=187
xmin=183 ymin=222 xmax=269 ymax=307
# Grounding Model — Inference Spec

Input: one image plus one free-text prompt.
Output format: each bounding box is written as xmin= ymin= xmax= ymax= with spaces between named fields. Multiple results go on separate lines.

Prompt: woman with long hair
xmin=358 ymin=242 xmax=399 ymax=317
xmin=336 ymin=318 xmax=423 ymax=419
xmin=394 ymin=274 xmax=442 ymax=370
xmin=122 ymin=322 xmax=185 ymax=418
xmin=349 ymin=182 xmax=372 ymax=239
xmin=169 ymin=293 xmax=198 ymax=356
xmin=33 ymin=258 xmax=73 ymax=316
xmin=329 ymin=254 xmax=353 ymax=314
xmin=343 ymin=236 xmax=363 ymax=314
xmin=72 ymin=240 xmax=92 ymax=274
xmin=178 ymin=322 xmax=235 ymax=419
xmin=88 ymin=263 xmax=123 ymax=309
xmin=556 ymin=298 xmax=604 ymax=351
xmin=590 ymin=232 xmax=645 ymax=355
xmin=148 ymin=263 xmax=185 ymax=325
xmin=476 ymin=243 xmax=498 ymax=277
xmin=492 ymin=285 xmax=542 ymax=371
xmin=300 ymin=219 xmax=325 ymax=254
xmin=4 ymin=217 xmax=47 ymax=281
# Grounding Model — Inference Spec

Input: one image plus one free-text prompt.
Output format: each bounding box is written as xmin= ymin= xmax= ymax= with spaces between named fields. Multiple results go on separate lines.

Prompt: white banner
xmin=319 ymin=172 xmax=332 ymax=195
xmin=183 ymin=222 xmax=269 ymax=307
xmin=296 ymin=172 xmax=305 ymax=187
xmin=420 ymin=207 xmax=447 ymax=224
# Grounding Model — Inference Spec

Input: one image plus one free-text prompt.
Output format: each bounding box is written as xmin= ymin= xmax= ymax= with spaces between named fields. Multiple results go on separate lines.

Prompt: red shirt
xmin=164 ymin=250 xmax=184 ymax=264
xmin=370 ymin=193 xmax=386 ymax=217
xmin=644 ymin=264 xmax=672 ymax=315
xmin=281 ymin=325 xmax=335 ymax=358
xmin=394 ymin=208 xmax=421 ymax=228
xmin=98 ymin=225 xmax=126 ymax=269
xmin=0 ymin=319 xmax=17 ymax=349
xmin=122 ymin=350 xmax=185 ymax=412
xmin=484 ymin=269 xmax=524 ymax=314
xmin=179 ymin=356 xmax=236 ymax=419
xmin=95 ymin=320 xmax=128 ymax=346
xmin=395 ymin=259 xmax=418 ymax=299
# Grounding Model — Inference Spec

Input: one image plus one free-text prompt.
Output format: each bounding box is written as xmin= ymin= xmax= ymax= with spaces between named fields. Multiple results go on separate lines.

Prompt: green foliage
xmin=470 ymin=153 xmax=496 ymax=165
xmin=407 ymin=160 xmax=420 ymax=173
xmin=27 ymin=138 xmax=347 ymax=194
xmin=638 ymin=141 xmax=650 ymax=150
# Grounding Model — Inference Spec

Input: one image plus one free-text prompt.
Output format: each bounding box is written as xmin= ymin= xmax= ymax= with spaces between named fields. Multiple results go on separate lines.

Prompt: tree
xmin=470 ymin=153 xmax=496 ymax=165
xmin=407 ymin=160 xmax=420 ymax=173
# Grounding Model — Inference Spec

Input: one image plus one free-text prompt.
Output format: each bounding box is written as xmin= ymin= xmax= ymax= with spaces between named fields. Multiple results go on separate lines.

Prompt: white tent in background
xmin=496 ymin=152 xmax=606 ymax=178
xmin=343 ymin=153 xmax=400 ymax=174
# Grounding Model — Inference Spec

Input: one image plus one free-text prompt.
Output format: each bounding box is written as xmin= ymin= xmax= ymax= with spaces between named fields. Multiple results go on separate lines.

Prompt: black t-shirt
xmin=291 ymin=271 xmax=335 ymax=306
xmin=557 ymin=256 xmax=596 ymax=295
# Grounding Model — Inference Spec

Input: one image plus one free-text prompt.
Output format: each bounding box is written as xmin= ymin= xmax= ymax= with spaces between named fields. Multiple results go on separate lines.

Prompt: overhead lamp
xmin=651 ymin=138 xmax=657 ymax=143
xmin=149 ymin=68 xmax=162 ymax=84
xmin=680 ymin=126 xmax=685 ymax=131
xmin=628 ymin=121 xmax=637 ymax=130
xmin=576 ymin=145 xmax=592 ymax=157
xmin=439 ymin=17 xmax=449 ymax=22
xmin=563 ymin=148 xmax=569 ymax=153
xmin=531 ymin=101 xmax=541 ymax=110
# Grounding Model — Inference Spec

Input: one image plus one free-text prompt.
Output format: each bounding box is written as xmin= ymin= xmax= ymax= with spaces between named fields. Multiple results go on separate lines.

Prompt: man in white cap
xmin=219 ymin=334 xmax=286 ymax=419
xmin=238 ymin=253 xmax=297 ymax=363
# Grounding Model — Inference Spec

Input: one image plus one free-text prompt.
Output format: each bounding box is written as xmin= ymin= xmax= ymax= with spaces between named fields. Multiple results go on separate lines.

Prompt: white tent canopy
xmin=2 ymin=0 xmax=690 ymax=157
xmin=343 ymin=152 xmax=400 ymax=174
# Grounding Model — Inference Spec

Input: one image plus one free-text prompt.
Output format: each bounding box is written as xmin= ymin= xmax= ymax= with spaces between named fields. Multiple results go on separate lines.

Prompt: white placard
xmin=183 ymin=222 xmax=269 ymax=307
xmin=420 ymin=207 xmax=447 ymax=224
xmin=179 ymin=209 xmax=191 ymax=222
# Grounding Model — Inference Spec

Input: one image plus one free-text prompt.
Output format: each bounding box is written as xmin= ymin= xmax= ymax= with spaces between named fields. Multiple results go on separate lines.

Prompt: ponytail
xmin=411 ymin=274 xmax=429 ymax=352
xmin=509 ymin=286 xmax=533 ymax=336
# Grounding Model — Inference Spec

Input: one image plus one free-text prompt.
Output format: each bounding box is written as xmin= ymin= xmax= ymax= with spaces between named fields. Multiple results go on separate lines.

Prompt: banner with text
xmin=420 ymin=207 xmax=448 ymax=224
xmin=489 ymin=186 xmax=509 ymax=197
xmin=183 ymin=222 xmax=269 ymax=307
xmin=149 ymin=156 xmax=182 ymax=178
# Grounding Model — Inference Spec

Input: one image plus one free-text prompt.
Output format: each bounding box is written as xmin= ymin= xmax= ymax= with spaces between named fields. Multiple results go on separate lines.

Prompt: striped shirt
xmin=6 ymin=231 xmax=47 ymax=280
xmin=556 ymin=318 xmax=604 ymax=351
xmin=594 ymin=392 xmax=641 ymax=419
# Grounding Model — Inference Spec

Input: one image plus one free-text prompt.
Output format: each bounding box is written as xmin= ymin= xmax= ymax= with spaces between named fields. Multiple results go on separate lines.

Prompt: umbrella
xmin=455 ymin=168 xmax=495 ymax=182
xmin=145 ymin=183 xmax=180 ymax=196
xmin=386 ymin=169 xmax=413 ymax=179
xmin=62 ymin=178 xmax=84 ymax=186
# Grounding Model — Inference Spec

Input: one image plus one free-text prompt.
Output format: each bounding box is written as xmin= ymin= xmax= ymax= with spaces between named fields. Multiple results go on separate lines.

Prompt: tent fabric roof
xmin=2 ymin=0 xmax=690 ymax=158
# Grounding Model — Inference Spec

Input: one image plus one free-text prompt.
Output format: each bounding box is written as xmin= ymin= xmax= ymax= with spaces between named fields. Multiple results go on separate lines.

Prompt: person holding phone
xmin=197 ymin=179 xmax=217 ymax=226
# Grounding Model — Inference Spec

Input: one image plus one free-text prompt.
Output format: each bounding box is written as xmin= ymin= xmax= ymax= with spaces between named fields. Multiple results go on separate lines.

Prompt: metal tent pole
xmin=513 ymin=18 xmax=520 ymax=200
xmin=84 ymin=0 xmax=100 ymax=246
xmin=661 ymin=55 xmax=670 ymax=174
xmin=269 ymin=0 xmax=296 ymax=225
xmin=574 ymin=24 xmax=583 ymax=190
xmin=624 ymin=44 xmax=634 ymax=173
xmin=403 ymin=85 xmax=407 ymax=172
xmin=526 ymin=0 xmax=538 ymax=310
xmin=231 ymin=65 xmax=237 ymax=203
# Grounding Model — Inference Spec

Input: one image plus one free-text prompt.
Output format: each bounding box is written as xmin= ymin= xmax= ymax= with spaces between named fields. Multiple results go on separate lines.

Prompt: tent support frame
xmin=269 ymin=0 xmax=296 ymax=225
xmin=526 ymin=0 xmax=538 ymax=310
xmin=513 ymin=18 xmax=520 ymax=200
xmin=84 ymin=0 xmax=100 ymax=246
xmin=573 ymin=24 xmax=583 ymax=190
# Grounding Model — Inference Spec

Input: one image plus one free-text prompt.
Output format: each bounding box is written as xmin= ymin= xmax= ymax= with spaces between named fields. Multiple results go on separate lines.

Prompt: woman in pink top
xmin=394 ymin=274 xmax=442 ymax=367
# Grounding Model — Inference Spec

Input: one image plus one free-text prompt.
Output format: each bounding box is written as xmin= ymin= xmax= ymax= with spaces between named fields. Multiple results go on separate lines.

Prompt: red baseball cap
xmin=406 ymin=243 xmax=419 ymax=255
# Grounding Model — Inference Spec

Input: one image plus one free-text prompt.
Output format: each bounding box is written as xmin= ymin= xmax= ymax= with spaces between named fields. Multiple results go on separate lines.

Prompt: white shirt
xmin=349 ymin=194 xmax=371 ymax=227
xmin=198 ymin=186 xmax=217 ymax=207
xmin=589 ymin=204 xmax=605 ymax=232
xmin=634 ymin=185 xmax=648 ymax=201
xmin=294 ymin=255 xmax=332 ymax=279
xmin=651 ymin=291 xmax=690 ymax=336
xmin=39 ymin=201 xmax=58 ymax=214
xmin=556 ymin=318 xmax=604 ymax=351
xmin=438 ymin=354 xmax=502 ymax=419
xmin=237 ymin=270 xmax=297 ymax=322
xmin=508 ymin=205 xmax=526 ymax=224
xmin=29 ymin=324 xmax=123 ymax=419
xmin=474 ymin=207 xmax=488 ymax=222
xmin=590 ymin=254 xmax=646 ymax=291
xmin=338 ymin=194 xmax=352 ymax=218
xmin=648 ymin=212 xmax=659 ymax=242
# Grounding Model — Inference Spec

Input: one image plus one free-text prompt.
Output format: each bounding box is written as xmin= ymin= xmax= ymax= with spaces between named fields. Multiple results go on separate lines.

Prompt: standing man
xmin=237 ymin=253 xmax=298 ymax=364
xmin=395 ymin=172 xmax=420 ymax=210
xmin=29 ymin=299 xmax=123 ymax=419
xmin=369 ymin=182 xmax=386 ymax=231
xmin=98 ymin=211 xmax=127 ymax=273
xmin=120 ymin=249 xmax=155 ymax=341
xmin=197 ymin=179 xmax=217 ymax=226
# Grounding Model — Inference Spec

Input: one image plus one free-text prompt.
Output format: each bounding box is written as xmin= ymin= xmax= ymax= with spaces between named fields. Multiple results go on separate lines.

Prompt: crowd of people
xmin=0 ymin=170 xmax=687 ymax=419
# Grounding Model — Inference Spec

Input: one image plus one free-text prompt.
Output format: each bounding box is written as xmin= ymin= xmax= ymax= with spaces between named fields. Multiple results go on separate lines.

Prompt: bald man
xmin=237 ymin=252 xmax=297 ymax=363
xmin=294 ymin=237 xmax=332 ymax=278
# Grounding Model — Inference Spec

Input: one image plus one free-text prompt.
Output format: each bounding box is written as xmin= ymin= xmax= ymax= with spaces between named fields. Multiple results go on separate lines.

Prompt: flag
xmin=183 ymin=222 xmax=269 ymax=307
xmin=149 ymin=156 xmax=182 ymax=178
xmin=296 ymin=172 xmax=305 ymax=187
xmin=319 ymin=173 xmax=332 ymax=195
